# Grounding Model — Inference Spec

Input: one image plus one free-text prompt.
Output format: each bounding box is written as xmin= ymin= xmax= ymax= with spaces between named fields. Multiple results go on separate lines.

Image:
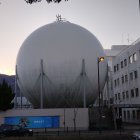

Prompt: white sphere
xmin=16 ymin=21 xmax=107 ymax=108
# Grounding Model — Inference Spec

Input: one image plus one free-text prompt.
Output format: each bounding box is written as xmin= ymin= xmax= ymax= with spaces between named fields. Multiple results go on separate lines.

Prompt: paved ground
xmin=0 ymin=129 xmax=134 ymax=140
xmin=123 ymin=123 xmax=140 ymax=130
xmin=1 ymin=123 xmax=140 ymax=140
xmin=0 ymin=132 xmax=132 ymax=140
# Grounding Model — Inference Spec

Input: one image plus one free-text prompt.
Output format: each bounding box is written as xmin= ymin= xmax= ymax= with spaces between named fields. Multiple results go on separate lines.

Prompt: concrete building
xmin=111 ymin=38 xmax=140 ymax=123
xmin=103 ymin=45 xmax=128 ymax=107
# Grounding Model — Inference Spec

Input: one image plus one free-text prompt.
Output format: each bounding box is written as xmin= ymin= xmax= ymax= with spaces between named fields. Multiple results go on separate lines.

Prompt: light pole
xmin=97 ymin=57 xmax=104 ymax=133
xmin=40 ymin=59 xmax=44 ymax=109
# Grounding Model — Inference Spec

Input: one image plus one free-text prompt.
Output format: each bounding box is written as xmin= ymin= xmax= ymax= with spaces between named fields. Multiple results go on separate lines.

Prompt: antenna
xmin=121 ymin=34 xmax=124 ymax=45
xmin=56 ymin=14 xmax=62 ymax=22
xmin=127 ymin=33 xmax=133 ymax=45
xmin=56 ymin=14 xmax=66 ymax=22
xmin=127 ymin=33 xmax=130 ymax=45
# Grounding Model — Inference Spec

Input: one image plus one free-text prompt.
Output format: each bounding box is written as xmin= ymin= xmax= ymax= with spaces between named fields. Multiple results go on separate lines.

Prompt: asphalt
xmin=123 ymin=123 xmax=140 ymax=130
xmin=1 ymin=123 xmax=140 ymax=140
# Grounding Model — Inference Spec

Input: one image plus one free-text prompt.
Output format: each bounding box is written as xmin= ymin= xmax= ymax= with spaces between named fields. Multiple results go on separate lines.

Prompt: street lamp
xmin=97 ymin=57 xmax=105 ymax=106
xmin=97 ymin=56 xmax=105 ymax=133
xmin=98 ymin=57 xmax=105 ymax=62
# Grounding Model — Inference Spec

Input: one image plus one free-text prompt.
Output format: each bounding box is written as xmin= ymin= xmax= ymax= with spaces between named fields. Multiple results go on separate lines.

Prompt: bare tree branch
xmin=25 ymin=0 xmax=68 ymax=4
xmin=139 ymin=0 xmax=140 ymax=11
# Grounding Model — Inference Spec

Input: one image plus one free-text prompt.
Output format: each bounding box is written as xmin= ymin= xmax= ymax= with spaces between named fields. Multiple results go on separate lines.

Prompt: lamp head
xmin=99 ymin=57 xmax=105 ymax=62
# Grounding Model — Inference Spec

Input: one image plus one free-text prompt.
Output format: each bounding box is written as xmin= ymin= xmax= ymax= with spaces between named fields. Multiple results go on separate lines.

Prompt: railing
xmin=113 ymin=104 xmax=140 ymax=108
xmin=131 ymin=37 xmax=140 ymax=45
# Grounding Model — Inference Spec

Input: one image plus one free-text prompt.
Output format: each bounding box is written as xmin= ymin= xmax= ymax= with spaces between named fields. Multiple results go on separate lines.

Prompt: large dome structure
xmin=16 ymin=21 xmax=107 ymax=108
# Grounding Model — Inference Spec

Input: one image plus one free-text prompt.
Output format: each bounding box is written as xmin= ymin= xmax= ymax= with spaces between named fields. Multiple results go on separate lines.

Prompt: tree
xmin=25 ymin=0 xmax=68 ymax=4
xmin=73 ymin=108 xmax=78 ymax=131
xmin=24 ymin=0 xmax=140 ymax=13
xmin=0 ymin=79 xmax=15 ymax=111
xmin=139 ymin=0 xmax=140 ymax=11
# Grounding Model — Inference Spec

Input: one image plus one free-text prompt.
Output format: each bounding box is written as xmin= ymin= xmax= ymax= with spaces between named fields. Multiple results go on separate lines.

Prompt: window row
xmin=123 ymin=110 xmax=140 ymax=121
xmin=114 ymin=53 xmax=137 ymax=72
xmin=114 ymin=88 xmax=139 ymax=101
xmin=114 ymin=70 xmax=138 ymax=87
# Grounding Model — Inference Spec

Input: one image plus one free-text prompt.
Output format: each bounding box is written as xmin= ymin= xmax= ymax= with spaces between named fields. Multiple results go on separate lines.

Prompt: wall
xmin=0 ymin=108 xmax=89 ymax=130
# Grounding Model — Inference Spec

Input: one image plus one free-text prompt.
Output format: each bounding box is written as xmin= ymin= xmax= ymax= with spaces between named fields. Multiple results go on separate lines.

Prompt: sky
xmin=0 ymin=0 xmax=140 ymax=75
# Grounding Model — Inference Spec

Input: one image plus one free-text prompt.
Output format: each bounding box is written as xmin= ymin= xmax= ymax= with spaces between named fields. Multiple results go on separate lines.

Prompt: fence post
xmin=79 ymin=130 xmax=80 ymax=137
xmin=57 ymin=129 xmax=59 ymax=136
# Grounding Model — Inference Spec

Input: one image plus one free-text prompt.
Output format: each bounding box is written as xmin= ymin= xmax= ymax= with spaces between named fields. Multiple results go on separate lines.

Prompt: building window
xmin=133 ymin=53 xmax=137 ymax=62
xmin=116 ymin=64 xmax=119 ymax=71
xmin=131 ymin=89 xmax=134 ymax=97
xmin=127 ymin=111 xmax=130 ymax=120
xmin=124 ymin=59 xmax=127 ymax=66
xmin=124 ymin=111 xmax=126 ymax=120
xmin=118 ymin=93 xmax=121 ymax=100
xmin=135 ymin=88 xmax=139 ymax=97
xmin=134 ymin=70 xmax=138 ymax=79
xmin=107 ymin=57 xmax=112 ymax=61
xmin=122 ymin=75 xmax=124 ymax=84
xmin=126 ymin=91 xmax=129 ymax=99
xmin=114 ymin=66 xmax=116 ymax=72
xmin=130 ymin=72 xmax=133 ymax=80
xmin=122 ymin=92 xmax=125 ymax=99
xmin=137 ymin=110 xmax=140 ymax=120
xmin=125 ymin=74 xmax=128 ymax=82
xmin=132 ymin=110 xmax=135 ymax=120
xmin=117 ymin=78 xmax=119 ymax=86
xmin=115 ymin=94 xmax=117 ymax=101
xmin=114 ymin=80 xmax=117 ymax=87
xmin=121 ymin=61 xmax=123 ymax=68
xmin=129 ymin=55 xmax=133 ymax=64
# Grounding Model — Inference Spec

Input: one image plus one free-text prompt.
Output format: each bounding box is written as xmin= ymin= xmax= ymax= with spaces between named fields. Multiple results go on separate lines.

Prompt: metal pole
xmin=83 ymin=76 xmax=86 ymax=108
xmin=14 ymin=65 xmax=17 ymax=109
xmin=97 ymin=58 xmax=101 ymax=133
xmin=64 ymin=108 xmax=66 ymax=132
xmin=97 ymin=58 xmax=101 ymax=108
xmin=81 ymin=59 xmax=86 ymax=108
xmin=20 ymin=91 xmax=22 ymax=109
xmin=40 ymin=59 xmax=43 ymax=109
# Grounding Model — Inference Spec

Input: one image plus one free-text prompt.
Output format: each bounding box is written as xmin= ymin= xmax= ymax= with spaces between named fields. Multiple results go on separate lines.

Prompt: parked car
xmin=132 ymin=131 xmax=140 ymax=140
xmin=0 ymin=124 xmax=33 ymax=137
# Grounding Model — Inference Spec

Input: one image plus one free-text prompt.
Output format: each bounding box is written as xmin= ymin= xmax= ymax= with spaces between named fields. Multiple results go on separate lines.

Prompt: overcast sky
xmin=0 ymin=0 xmax=140 ymax=75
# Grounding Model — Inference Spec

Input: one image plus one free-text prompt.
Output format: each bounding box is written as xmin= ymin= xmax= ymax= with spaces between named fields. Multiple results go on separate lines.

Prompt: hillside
xmin=0 ymin=74 xmax=20 ymax=96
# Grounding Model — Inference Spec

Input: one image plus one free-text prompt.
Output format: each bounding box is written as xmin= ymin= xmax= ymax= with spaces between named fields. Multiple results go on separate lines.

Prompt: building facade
xmin=103 ymin=45 xmax=128 ymax=107
xmin=111 ymin=39 xmax=140 ymax=123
